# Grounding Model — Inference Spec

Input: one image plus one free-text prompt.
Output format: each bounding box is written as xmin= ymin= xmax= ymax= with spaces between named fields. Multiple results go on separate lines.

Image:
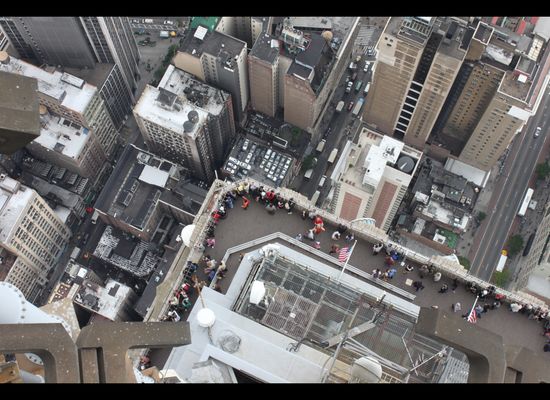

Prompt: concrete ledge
xmin=415 ymin=307 xmax=506 ymax=383
xmin=76 ymin=321 xmax=191 ymax=383
xmin=0 ymin=323 xmax=79 ymax=383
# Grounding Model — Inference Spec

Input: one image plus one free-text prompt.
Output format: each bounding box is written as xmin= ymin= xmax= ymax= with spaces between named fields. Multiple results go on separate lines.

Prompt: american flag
xmin=466 ymin=296 xmax=479 ymax=324
xmin=338 ymin=247 xmax=350 ymax=262
xmin=467 ymin=308 xmax=477 ymax=324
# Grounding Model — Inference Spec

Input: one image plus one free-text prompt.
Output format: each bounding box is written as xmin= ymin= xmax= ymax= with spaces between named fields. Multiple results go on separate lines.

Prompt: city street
xmin=290 ymin=22 xmax=382 ymax=203
xmin=468 ymin=81 xmax=550 ymax=281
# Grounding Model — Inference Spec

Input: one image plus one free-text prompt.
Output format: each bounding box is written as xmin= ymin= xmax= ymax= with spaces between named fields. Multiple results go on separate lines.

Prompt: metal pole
xmin=338 ymin=240 xmax=358 ymax=281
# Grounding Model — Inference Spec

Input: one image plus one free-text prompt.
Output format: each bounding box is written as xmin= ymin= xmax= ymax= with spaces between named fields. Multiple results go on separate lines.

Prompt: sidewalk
xmin=454 ymin=160 xmax=502 ymax=263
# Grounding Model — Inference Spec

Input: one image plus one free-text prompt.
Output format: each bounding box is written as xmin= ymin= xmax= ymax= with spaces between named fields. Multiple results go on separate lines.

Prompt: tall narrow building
xmin=0 ymin=175 xmax=71 ymax=301
xmin=174 ymin=18 xmax=248 ymax=124
xmin=248 ymin=32 xmax=279 ymax=117
xmin=363 ymin=17 xmax=469 ymax=150
xmin=431 ymin=21 xmax=533 ymax=171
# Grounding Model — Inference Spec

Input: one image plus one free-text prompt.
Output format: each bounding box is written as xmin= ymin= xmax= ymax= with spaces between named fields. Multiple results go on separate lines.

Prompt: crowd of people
xmin=163 ymin=182 xmax=550 ymax=352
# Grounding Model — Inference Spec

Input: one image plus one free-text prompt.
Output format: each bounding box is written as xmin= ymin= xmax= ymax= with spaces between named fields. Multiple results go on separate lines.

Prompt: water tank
xmin=183 ymin=121 xmax=195 ymax=133
xmin=396 ymin=155 xmax=415 ymax=174
xmin=321 ymin=30 xmax=333 ymax=42
xmin=39 ymin=105 xmax=48 ymax=116
xmin=187 ymin=110 xmax=199 ymax=124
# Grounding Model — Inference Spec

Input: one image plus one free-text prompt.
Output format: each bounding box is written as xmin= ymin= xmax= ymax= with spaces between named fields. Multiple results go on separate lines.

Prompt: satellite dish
xmin=397 ymin=155 xmax=415 ymax=174
xmin=180 ymin=224 xmax=196 ymax=247
xmin=350 ymin=356 xmax=382 ymax=383
xmin=249 ymin=281 xmax=266 ymax=305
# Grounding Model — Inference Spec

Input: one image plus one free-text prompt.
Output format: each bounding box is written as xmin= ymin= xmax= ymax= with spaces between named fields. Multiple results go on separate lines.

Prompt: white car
xmin=535 ymin=126 xmax=541 ymax=137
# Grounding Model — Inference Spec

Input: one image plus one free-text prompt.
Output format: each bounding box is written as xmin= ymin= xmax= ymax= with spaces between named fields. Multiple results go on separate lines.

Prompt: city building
xmin=0 ymin=52 xmax=119 ymax=162
xmin=47 ymin=259 xmax=138 ymax=322
xmin=94 ymin=144 xmax=208 ymax=241
xmin=395 ymin=158 xmax=478 ymax=255
xmin=272 ymin=17 xmax=359 ymax=138
xmin=0 ymin=67 xmax=40 ymax=155
xmin=430 ymin=20 xmax=534 ymax=171
xmin=0 ymin=17 xmax=139 ymax=126
xmin=248 ymin=32 xmax=280 ymax=117
xmin=174 ymin=20 xmax=248 ymax=123
xmin=328 ymin=127 xmax=422 ymax=232
xmin=92 ymin=225 xmax=160 ymax=279
xmin=26 ymin=106 xmax=107 ymax=179
xmin=73 ymin=278 xmax=138 ymax=323
xmin=0 ymin=174 xmax=71 ymax=300
xmin=222 ymin=136 xmax=296 ymax=188
xmin=19 ymin=155 xmax=98 ymax=222
xmin=213 ymin=17 xmax=273 ymax=49
xmin=516 ymin=202 xmax=550 ymax=302
xmin=134 ymin=65 xmax=236 ymax=182
xmin=363 ymin=17 xmax=470 ymax=150
xmin=65 ymin=63 xmax=134 ymax=130
xmin=485 ymin=17 xmax=539 ymax=36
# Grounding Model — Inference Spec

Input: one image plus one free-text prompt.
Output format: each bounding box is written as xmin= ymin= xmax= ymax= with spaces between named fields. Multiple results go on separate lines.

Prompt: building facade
xmin=329 ymin=127 xmax=422 ymax=232
xmin=431 ymin=21 xmax=533 ymax=171
xmin=0 ymin=175 xmax=71 ymax=300
xmin=174 ymin=23 xmax=248 ymax=124
xmin=0 ymin=54 xmax=118 ymax=167
xmin=516 ymin=202 xmax=550 ymax=302
xmin=364 ymin=17 xmax=468 ymax=150
xmin=0 ymin=17 xmax=138 ymax=128
xmin=134 ymin=65 xmax=236 ymax=183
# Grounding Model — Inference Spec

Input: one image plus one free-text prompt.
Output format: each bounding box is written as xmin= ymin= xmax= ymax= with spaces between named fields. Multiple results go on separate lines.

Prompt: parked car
xmin=535 ymin=126 xmax=542 ymax=137
xmin=347 ymin=101 xmax=354 ymax=112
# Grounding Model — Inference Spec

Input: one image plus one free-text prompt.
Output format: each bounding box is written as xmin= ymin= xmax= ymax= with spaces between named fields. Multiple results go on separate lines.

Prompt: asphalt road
xmin=291 ymin=60 xmax=377 ymax=203
xmin=469 ymin=82 xmax=550 ymax=281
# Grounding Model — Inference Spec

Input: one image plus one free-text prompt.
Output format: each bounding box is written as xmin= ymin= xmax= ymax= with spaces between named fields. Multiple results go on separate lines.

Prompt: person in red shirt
xmin=242 ymin=196 xmax=250 ymax=210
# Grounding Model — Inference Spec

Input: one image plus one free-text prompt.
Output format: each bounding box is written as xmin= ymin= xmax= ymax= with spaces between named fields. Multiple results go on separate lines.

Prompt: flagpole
xmin=338 ymin=239 xmax=357 ymax=281
xmin=467 ymin=295 xmax=479 ymax=321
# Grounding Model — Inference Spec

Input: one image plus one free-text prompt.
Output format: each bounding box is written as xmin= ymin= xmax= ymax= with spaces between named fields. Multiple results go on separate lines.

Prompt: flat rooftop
xmin=33 ymin=112 xmax=90 ymax=159
xmin=92 ymin=225 xmax=159 ymax=278
xmin=0 ymin=55 xmax=97 ymax=114
xmin=222 ymin=136 xmax=294 ymax=187
xmin=0 ymin=177 xmax=33 ymax=243
xmin=180 ymin=28 xmax=245 ymax=64
xmin=73 ymin=278 xmax=135 ymax=321
xmin=250 ymin=33 xmax=280 ymax=64
xmin=134 ymin=65 xmax=228 ymax=138
xmin=184 ymin=187 xmax=550 ymax=360
xmin=22 ymin=171 xmax=81 ymax=209
xmin=64 ymin=63 xmax=115 ymax=89
xmin=340 ymin=129 xmax=420 ymax=189
xmin=436 ymin=18 xmax=469 ymax=60
xmin=22 ymin=156 xmax=91 ymax=197
xmin=94 ymin=144 xmax=205 ymax=231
